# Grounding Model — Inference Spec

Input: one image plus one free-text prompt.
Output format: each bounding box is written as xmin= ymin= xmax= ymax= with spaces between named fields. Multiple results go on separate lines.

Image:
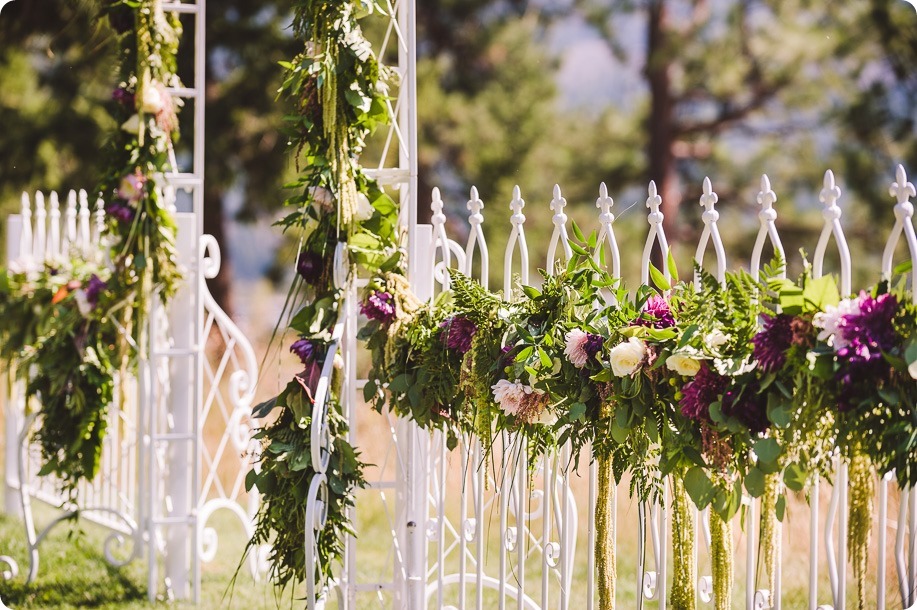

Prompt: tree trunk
xmin=645 ymin=0 xmax=679 ymax=266
xmin=203 ymin=187 xmax=234 ymax=318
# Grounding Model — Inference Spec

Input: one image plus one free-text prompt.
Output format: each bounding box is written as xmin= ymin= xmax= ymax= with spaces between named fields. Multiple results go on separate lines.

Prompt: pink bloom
xmin=118 ymin=169 xmax=147 ymax=203
xmin=564 ymin=330 xmax=590 ymax=368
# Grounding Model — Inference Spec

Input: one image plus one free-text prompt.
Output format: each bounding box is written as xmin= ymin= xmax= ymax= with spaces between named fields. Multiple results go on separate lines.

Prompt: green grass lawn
xmin=0 ymin=502 xmax=279 ymax=609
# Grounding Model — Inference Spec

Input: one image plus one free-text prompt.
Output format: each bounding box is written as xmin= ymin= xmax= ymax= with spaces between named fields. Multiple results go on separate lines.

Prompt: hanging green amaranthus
xmin=671 ymin=476 xmax=696 ymax=610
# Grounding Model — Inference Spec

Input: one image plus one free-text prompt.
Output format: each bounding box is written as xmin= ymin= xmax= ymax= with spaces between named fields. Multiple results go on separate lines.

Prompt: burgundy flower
xmin=679 ymin=362 xmax=728 ymax=421
xmin=112 ymin=86 xmax=135 ymax=108
xmin=105 ymin=200 xmax=136 ymax=224
xmin=361 ymin=291 xmax=396 ymax=324
xmin=440 ymin=316 xmax=477 ymax=355
xmin=633 ymin=294 xmax=675 ymax=329
xmin=790 ymin=316 xmax=815 ymax=348
xmin=296 ymin=251 xmax=324 ymax=285
xmin=583 ymin=334 xmax=605 ymax=359
xmin=721 ymin=381 xmax=769 ymax=434
xmin=290 ymin=338 xmax=316 ymax=365
xmin=84 ymin=274 xmax=107 ymax=308
xmin=752 ymin=313 xmax=794 ymax=373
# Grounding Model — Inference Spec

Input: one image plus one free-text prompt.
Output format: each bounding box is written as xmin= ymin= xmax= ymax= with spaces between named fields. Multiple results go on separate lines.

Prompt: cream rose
xmin=608 ymin=337 xmax=646 ymax=377
xmin=665 ymin=353 xmax=701 ymax=377
xmin=141 ymin=84 xmax=164 ymax=114
xmin=354 ymin=192 xmax=375 ymax=221
xmin=909 ymin=359 xmax=917 ymax=381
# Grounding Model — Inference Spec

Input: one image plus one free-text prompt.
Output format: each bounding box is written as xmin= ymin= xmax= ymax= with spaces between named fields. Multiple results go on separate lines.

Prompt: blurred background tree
xmin=1 ymin=0 xmax=915 ymax=309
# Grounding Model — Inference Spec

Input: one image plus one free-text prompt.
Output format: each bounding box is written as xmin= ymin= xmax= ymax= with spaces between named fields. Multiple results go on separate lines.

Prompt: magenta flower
xmin=361 ymin=291 xmax=396 ymax=324
xmin=679 ymin=362 xmax=728 ymax=421
xmin=634 ymin=294 xmax=675 ymax=329
xmin=752 ymin=313 xmax=794 ymax=373
xmin=834 ymin=292 xmax=900 ymax=410
xmin=290 ymin=338 xmax=317 ymax=365
xmin=440 ymin=316 xmax=477 ymax=355
xmin=117 ymin=169 xmax=147 ymax=203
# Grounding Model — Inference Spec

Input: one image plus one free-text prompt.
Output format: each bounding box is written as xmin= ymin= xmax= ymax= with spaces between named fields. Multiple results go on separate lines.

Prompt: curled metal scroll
xmin=0 ymin=555 xmax=19 ymax=581
xmin=305 ymin=474 xmax=330 ymax=609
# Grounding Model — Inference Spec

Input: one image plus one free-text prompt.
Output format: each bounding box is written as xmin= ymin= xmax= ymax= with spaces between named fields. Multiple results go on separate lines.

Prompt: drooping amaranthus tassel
xmin=760 ymin=474 xmax=780 ymax=605
xmin=595 ymin=453 xmax=616 ymax=610
xmin=670 ymin=476 xmax=696 ymax=610
xmin=710 ymin=512 xmax=733 ymax=610
xmin=848 ymin=455 xmax=874 ymax=610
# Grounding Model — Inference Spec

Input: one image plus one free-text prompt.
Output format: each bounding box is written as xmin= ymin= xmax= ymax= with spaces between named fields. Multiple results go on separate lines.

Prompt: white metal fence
xmin=324 ymin=166 xmax=917 ymax=609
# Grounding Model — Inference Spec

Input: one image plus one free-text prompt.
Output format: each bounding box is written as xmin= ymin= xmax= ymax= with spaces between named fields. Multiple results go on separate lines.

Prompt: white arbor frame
xmin=3 ymin=0 xmax=267 ymax=602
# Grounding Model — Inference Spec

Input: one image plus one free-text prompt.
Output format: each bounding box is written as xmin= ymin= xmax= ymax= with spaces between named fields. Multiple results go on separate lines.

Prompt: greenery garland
xmin=246 ymin=0 xmax=397 ymax=593
xmin=0 ymin=0 xmax=183 ymax=496
xmin=364 ymin=241 xmax=917 ymax=607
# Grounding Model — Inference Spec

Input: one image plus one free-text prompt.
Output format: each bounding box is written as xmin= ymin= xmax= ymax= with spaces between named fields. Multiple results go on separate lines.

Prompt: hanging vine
xmin=0 ymin=0 xmax=183 ymax=495
xmin=245 ymin=0 xmax=397 ymax=592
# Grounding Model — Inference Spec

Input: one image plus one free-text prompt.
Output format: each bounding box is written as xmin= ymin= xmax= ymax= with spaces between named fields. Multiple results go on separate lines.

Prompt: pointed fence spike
xmin=889 ymin=164 xmax=916 ymax=204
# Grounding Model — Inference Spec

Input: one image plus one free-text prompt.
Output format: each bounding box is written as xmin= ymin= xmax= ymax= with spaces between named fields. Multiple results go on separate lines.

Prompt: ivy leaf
xmin=684 ymin=466 xmax=716 ymax=508
xmin=666 ymin=249 xmax=679 ymax=282
xmin=754 ymin=438 xmax=781 ymax=465
xmin=783 ymin=462 xmax=807 ymax=492
xmin=568 ymin=402 xmax=587 ymax=421
xmin=776 ymin=494 xmax=787 ymax=522
xmin=744 ymin=467 xmax=766 ymax=497
xmin=537 ymin=348 xmax=552 ymax=368
xmin=766 ymin=393 xmax=791 ymax=428
xmin=649 ymin=264 xmax=671 ymax=291
xmin=252 ymin=396 xmax=278 ymax=419
xmin=363 ymin=379 xmax=378 ymax=403
xmin=803 ymin=275 xmax=840 ymax=310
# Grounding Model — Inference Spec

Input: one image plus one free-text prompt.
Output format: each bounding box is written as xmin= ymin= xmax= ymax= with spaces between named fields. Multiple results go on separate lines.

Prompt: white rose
xmin=608 ymin=337 xmax=646 ymax=377
xmin=354 ymin=192 xmax=374 ymax=221
xmin=909 ymin=359 xmax=917 ymax=381
xmin=666 ymin=353 xmax=701 ymax=377
xmin=141 ymin=85 xmax=164 ymax=114
xmin=705 ymin=329 xmax=730 ymax=350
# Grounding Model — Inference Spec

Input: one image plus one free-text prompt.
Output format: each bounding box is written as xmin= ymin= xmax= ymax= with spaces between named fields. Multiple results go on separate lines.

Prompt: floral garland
xmin=250 ymin=2 xmax=917 ymax=605
xmin=245 ymin=0 xmax=397 ymax=591
xmin=0 ymin=0 xmax=183 ymax=496
xmin=364 ymin=235 xmax=917 ymax=608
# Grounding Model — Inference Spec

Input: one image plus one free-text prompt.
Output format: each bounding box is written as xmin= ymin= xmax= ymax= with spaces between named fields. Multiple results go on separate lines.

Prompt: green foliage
xmin=0 ymin=0 xmax=185 ymax=495
xmin=245 ymin=382 xmax=365 ymax=590
xmin=0 ymin=261 xmax=121 ymax=493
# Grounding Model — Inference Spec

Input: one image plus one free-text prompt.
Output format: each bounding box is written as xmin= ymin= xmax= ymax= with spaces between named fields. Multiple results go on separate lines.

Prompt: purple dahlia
xmin=752 ymin=313 xmax=794 ymax=373
xmin=679 ymin=362 xmax=728 ymax=421
xmin=84 ymin=274 xmax=107 ymax=309
xmin=440 ymin=316 xmax=477 ymax=355
xmin=361 ymin=291 xmax=396 ymax=324
xmin=721 ymin=381 xmax=769 ymax=435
